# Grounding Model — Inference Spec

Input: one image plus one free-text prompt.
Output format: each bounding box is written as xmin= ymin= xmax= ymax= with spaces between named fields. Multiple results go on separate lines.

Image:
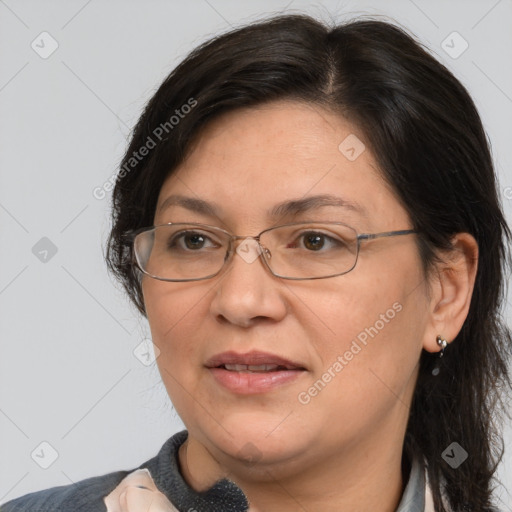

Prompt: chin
xmin=195 ymin=413 xmax=313 ymax=466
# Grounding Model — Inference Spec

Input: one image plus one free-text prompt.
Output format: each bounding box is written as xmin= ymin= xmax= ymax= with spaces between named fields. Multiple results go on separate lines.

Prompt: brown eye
xmin=303 ymin=233 xmax=325 ymax=251
xmin=285 ymin=230 xmax=348 ymax=252
xmin=168 ymin=231 xmax=219 ymax=251
xmin=183 ymin=233 xmax=207 ymax=250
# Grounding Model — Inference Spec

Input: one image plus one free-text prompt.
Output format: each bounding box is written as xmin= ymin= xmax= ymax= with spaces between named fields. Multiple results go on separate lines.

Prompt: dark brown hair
xmin=106 ymin=14 xmax=512 ymax=511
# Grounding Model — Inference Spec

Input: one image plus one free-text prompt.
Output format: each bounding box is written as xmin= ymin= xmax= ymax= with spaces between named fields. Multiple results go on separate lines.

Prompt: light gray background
xmin=1 ymin=0 xmax=511 ymax=508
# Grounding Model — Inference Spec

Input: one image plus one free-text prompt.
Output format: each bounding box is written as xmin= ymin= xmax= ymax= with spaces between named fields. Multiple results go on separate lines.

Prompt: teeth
xmin=223 ymin=364 xmax=284 ymax=372
xmin=248 ymin=364 xmax=279 ymax=371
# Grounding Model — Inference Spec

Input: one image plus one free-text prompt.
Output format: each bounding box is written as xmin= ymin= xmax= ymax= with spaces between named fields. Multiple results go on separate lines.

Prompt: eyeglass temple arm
xmin=358 ymin=229 xmax=417 ymax=242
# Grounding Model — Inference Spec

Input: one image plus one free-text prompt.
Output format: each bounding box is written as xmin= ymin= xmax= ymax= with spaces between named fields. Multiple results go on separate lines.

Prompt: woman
xmin=3 ymin=13 xmax=510 ymax=512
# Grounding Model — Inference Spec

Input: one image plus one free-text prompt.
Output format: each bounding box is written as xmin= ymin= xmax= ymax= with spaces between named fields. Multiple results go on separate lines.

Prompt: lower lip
xmin=208 ymin=367 xmax=305 ymax=394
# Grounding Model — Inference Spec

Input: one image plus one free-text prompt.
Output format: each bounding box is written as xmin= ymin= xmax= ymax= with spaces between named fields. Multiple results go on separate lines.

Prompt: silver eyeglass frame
xmin=123 ymin=221 xmax=418 ymax=282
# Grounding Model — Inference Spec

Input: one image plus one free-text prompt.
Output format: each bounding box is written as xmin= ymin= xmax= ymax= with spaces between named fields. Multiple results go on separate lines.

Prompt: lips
xmin=222 ymin=363 xmax=295 ymax=372
xmin=205 ymin=351 xmax=307 ymax=394
xmin=205 ymin=351 xmax=306 ymax=371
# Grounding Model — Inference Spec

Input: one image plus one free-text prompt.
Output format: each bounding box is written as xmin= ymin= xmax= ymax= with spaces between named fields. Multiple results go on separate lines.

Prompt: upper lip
xmin=205 ymin=350 xmax=307 ymax=370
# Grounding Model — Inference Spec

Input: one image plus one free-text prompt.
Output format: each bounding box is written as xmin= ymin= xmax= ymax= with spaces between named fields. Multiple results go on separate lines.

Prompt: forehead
xmin=154 ymin=100 xmax=406 ymax=230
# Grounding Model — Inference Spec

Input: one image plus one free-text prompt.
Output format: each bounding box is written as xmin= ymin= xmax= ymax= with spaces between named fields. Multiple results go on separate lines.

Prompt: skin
xmin=139 ymin=100 xmax=478 ymax=512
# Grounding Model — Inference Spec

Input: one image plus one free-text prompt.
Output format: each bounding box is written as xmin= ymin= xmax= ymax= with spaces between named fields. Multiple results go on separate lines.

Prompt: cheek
xmin=143 ymin=280 xmax=215 ymax=426
xmin=143 ymin=278 xmax=207 ymax=371
xmin=300 ymin=262 xmax=427 ymax=423
xmin=329 ymin=308 xmax=420 ymax=426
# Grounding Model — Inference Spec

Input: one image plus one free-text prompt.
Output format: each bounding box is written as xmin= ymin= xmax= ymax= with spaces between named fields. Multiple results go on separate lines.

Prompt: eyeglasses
xmin=125 ymin=222 xmax=417 ymax=282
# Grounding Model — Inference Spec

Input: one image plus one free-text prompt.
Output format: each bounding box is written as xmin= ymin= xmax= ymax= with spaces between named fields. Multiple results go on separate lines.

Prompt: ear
xmin=422 ymin=233 xmax=479 ymax=353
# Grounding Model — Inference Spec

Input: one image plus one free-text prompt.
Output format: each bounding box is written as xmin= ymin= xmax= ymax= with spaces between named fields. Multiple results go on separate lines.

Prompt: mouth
xmin=220 ymin=363 xmax=301 ymax=372
xmin=205 ymin=350 xmax=306 ymax=371
xmin=205 ymin=351 xmax=307 ymax=394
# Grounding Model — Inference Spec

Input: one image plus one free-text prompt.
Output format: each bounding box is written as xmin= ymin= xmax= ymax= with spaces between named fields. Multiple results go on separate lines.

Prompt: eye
xmin=287 ymin=231 xmax=348 ymax=252
xmin=302 ymin=232 xmax=326 ymax=251
xmin=168 ymin=230 xmax=220 ymax=251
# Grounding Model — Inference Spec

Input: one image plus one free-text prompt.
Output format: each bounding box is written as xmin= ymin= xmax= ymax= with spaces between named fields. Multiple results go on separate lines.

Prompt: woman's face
xmin=143 ymin=100 xmax=431 ymax=475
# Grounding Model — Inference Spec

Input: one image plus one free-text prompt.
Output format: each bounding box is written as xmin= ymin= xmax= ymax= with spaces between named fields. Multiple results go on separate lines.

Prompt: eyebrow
xmin=157 ymin=193 xmax=367 ymax=221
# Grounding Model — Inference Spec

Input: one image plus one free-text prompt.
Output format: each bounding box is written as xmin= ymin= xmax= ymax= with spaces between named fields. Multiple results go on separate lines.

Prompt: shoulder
xmin=1 ymin=432 xmax=188 ymax=512
xmin=0 ymin=470 xmax=129 ymax=512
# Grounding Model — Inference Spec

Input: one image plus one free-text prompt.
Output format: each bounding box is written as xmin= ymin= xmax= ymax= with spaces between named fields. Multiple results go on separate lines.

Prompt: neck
xmin=178 ymin=434 xmax=407 ymax=512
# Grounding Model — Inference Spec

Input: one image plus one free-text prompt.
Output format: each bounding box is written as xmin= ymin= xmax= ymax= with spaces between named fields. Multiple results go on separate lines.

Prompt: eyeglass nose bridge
xmin=226 ymin=234 xmax=273 ymax=266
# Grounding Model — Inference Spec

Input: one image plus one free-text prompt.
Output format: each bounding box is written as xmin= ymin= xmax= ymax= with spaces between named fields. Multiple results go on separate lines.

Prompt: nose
xmin=208 ymin=237 xmax=287 ymax=328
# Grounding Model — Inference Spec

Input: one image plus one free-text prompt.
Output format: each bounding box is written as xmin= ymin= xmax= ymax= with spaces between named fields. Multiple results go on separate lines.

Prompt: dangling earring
xmin=432 ymin=335 xmax=448 ymax=376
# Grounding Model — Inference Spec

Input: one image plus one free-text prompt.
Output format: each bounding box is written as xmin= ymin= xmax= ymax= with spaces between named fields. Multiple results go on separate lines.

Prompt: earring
xmin=432 ymin=335 xmax=448 ymax=376
xmin=436 ymin=335 xmax=448 ymax=357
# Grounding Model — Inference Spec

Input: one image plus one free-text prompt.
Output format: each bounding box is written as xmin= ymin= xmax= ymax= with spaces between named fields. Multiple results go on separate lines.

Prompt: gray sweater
xmin=1 ymin=430 xmax=426 ymax=511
